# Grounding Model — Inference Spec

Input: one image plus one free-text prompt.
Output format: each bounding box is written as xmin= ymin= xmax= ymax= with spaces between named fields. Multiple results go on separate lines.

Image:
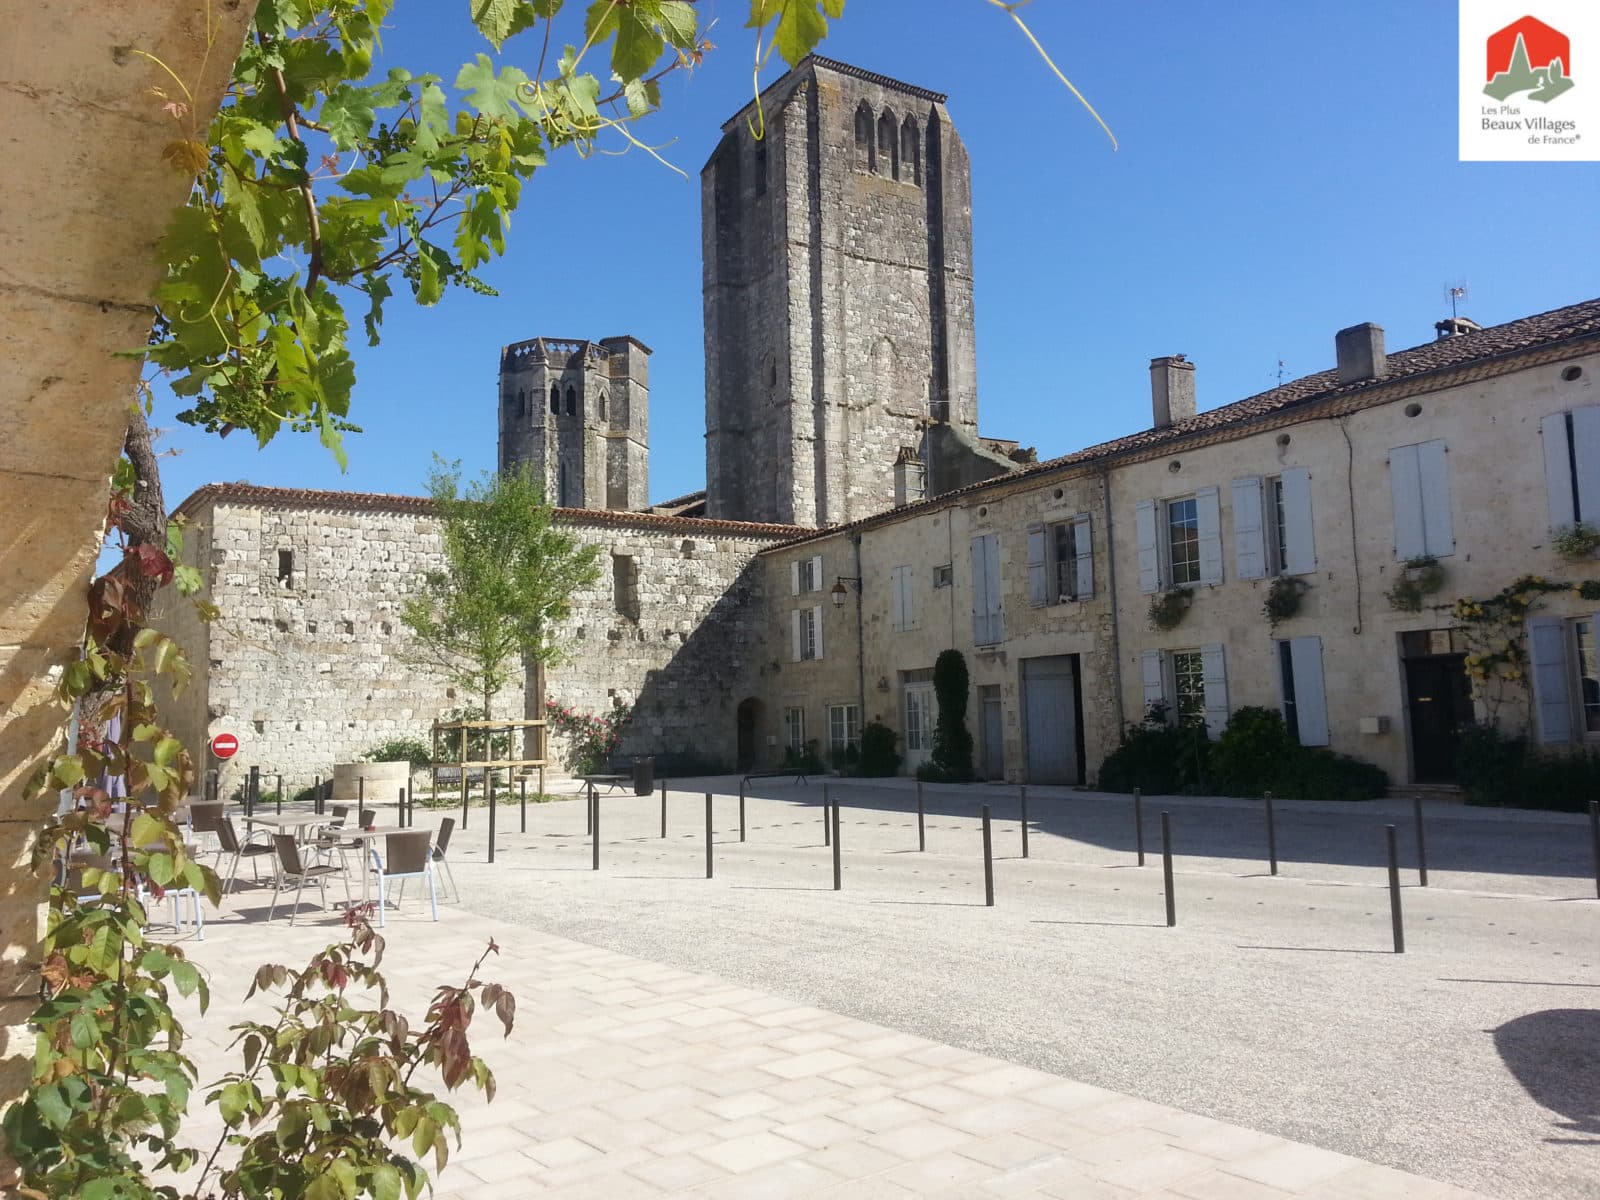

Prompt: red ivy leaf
xmin=133 ymin=543 xmax=175 ymax=585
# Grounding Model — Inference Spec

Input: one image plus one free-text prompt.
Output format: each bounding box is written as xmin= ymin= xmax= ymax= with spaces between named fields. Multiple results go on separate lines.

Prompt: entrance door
xmin=1022 ymin=655 xmax=1082 ymax=785
xmin=980 ymin=686 xmax=1003 ymax=780
xmin=736 ymin=698 xmax=759 ymax=772
xmin=903 ymin=683 xmax=935 ymax=775
xmin=1404 ymin=656 xmax=1472 ymax=783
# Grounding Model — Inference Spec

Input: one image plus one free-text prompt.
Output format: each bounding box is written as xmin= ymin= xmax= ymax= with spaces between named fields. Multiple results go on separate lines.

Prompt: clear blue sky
xmin=152 ymin=0 xmax=1600 ymax=512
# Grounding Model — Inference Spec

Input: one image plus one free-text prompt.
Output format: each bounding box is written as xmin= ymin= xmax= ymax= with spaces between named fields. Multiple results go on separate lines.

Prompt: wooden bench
xmin=741 ymin=769 xmax=811 ymax=787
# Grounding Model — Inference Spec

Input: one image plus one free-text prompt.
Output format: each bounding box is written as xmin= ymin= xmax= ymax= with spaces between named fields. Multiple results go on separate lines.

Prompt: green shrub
xmin=1456 ymin=723 xmax=1597 ymax=812
xmin=1208 ymin=706 xmax=1293 ymax=796
xmin=783 ymin=739 xmax=825 ymax=774
xmin=1096 ymin=708 xmax=1211 ymax=794
xmin=363 ymin=738 xmax=433 ymax=770
xmin=1273 ymin=747 xmax=1388 ymax=801
xmin=930 ymin=649 xmax=975 ymax=782
xmin=857 ymin=722 xmax=901 ymax=777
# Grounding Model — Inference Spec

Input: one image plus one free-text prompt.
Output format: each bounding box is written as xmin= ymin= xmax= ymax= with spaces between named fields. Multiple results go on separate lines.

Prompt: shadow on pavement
xmin=1494 ymin=1009 xmax=1600 ymax=1138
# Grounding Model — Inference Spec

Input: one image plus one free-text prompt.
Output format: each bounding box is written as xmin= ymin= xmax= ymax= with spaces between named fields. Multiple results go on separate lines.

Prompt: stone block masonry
xmin=156 ymin=486 xmax=800 ymax=795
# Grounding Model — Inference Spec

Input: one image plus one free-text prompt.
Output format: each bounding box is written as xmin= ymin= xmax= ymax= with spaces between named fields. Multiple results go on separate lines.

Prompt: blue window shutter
xmin=1141 ymin=650 xmax=1165 ymax=717
xmin=1135 ymin=499 xmax=1160 ymax=594
xmin=1200 ymin=643 xmax=1228 ymax=739
xmin=1196 ymin=487 xmax=1223 ymax=585
xmin=1543 ymin=412 xmax=1577 ymax=529
xmin=1232 ymin=476 xmax=1266 ymax=581
xmin=1026 ymin=523 xmax=1047 ymax=608
xmin=1571 ymin=406 xmax=1600 ymax=524
xmin=1288 ymin=636 xmax=1329 ymax=746
xmin=1529 ymin=617 xmax=1572 ymax=745
xmin=1073 ymin=515 xmax=1094 ymax=599
xmin=1281 ymin=467 xmax=1317 ymax=576
xmin=1389 ymin=444 xmax=1426 ymax=560
xmin=1417 ymin=440 xmax=1454 ymax=557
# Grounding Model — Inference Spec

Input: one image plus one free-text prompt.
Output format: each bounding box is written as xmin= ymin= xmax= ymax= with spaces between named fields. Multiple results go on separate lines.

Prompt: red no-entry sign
xmin=210 ymin=732 xmax=240 ymax=760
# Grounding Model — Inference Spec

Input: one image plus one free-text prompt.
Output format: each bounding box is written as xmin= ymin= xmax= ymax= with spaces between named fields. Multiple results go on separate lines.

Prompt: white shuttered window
xmin=1389 ymin=440 xmax=1454 ymax=559
xmin=971 ymin=533 xmax=1003 ymax=646
xmin=1541 ymin=407 xmax=1600 ymax=529
xmin=890 ymin=566 xmax=914 ymax=631
xmin=1277 ymin=636 xmax=1329 ymax=746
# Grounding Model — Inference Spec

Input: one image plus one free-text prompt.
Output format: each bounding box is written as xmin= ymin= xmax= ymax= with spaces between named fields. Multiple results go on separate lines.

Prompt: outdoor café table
xmin=241 ymin=810 xmax=328 ymax=838
xmin=337 ymin=826 xmax=410 ymax=908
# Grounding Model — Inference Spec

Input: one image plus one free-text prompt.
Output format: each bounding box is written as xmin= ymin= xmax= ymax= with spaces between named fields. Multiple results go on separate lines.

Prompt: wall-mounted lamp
xmin=830 ymin=576 xmax=862 ymax=608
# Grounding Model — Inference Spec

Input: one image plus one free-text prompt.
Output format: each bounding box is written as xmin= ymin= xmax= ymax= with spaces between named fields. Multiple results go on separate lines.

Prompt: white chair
xmin=370 ymin=830 xmax=438 ymax=927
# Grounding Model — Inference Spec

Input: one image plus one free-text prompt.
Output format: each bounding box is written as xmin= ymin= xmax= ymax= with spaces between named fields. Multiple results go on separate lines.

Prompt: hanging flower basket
xmin=1553 ymin=521 xmax=1600 ymax=560
xmin=1263 ymin=576 xmax=1308 ymax=629
xmin=1148 ymin=586 xmax=1193 ymax=631
xmin=1387 ymin=557 xmax=1445 ymax=613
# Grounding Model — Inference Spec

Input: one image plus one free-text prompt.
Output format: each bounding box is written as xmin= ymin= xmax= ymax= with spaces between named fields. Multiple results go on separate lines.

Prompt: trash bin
xmin=633 ymin=755 xmax=655 ymax=796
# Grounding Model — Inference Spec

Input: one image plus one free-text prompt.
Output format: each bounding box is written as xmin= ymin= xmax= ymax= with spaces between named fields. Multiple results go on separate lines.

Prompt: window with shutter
xmin=1232 ymin=476 xmax=1266 ymax=580
xmin=970 ymin=534 xmax=1002 ymax=645
xmin=1072 ymin=515 xmax=1094 ymax=599
xmin=1280 ymin=467 xmax=1316 ymax=575
xmin=1136 ymin=499 xmax=1160 ymax=593
xmin=811 ymin=604 xmax=824 ymax=660
xmin=1026 ymin=524 xmax=1048 ymax=608
xmin=1390 ymin=440 xmax=1453 ymax=559
xmin=891 ymin=566 xmax=914 ymax=631
xmin=1140 ymin=649 xmax=1165 ymax=718
xmin=1196 ymin=487 xmax=1223 ymax=585
xmin=1277 ymin=636 xmax=1329 ymax=746
xmin=1530 ymin=617 xmax=1572 ymax=744
xmin=1542 ymin=407 xmax=1600 ymax=528
xmin=1200 ymin=643 xmax=1229 ymax=738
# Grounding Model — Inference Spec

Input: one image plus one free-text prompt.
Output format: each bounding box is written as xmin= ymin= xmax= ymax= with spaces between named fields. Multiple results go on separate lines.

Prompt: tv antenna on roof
xmin=1445 ymin=282 xmax=1470 ymax=319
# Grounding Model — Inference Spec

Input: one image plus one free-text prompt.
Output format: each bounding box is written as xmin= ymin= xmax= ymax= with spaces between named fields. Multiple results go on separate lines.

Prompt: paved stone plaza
xmin=173 ymin=782 xmax=1597 ymax=1198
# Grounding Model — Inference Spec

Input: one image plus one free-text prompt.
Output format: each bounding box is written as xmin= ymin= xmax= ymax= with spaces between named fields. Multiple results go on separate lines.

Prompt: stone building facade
xmin=158 ymin=54 xmax=1600 ymax=796
xmin=497 ymin=335 xmax=651 ymax=511
xmin=701 ymin=57 xmax=1016 ymax=528
xmin=155 ymin=486 xmax=797 ymax=795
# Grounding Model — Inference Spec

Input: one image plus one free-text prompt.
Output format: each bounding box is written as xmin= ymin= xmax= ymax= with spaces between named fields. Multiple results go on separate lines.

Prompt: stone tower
xmin=498 ymin=336 xmax=650 ymax=510
xmin=702 ymin=57 xmax=994 ymax=527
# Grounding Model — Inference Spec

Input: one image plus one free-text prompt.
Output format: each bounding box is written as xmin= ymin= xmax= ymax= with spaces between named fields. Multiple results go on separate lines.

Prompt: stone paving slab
xmin=169 ymin=904 xmax=1492 ymax=1199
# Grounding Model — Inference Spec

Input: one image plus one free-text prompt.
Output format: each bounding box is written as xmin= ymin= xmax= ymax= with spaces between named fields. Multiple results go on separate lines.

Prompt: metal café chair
xmin=187 ymin=801 xmax=226 ymax=861
xmin=370 ymin=829 xmax=438 ymax=927
xmin=267 ymin=834 xmax=351 ymax=925
xmin=217 ymin=817 xmax=277 ymax=894
xmin=430 ymin=817 xmax=459 ymax=903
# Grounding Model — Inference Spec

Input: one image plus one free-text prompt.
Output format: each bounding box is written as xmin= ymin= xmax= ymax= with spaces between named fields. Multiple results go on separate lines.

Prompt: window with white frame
xmin=1389 ymin=440 xmax=1454 ymax=559
xmin=790 ymin=604 xmax=822 ymax=662
xmin=1141 ymin=644 xmax=1229 ymax=737
xmin=1027 ymin=515 xmax=1093 ymax=606
xmin=783 ymin=706 xmax=807 ymax=755
xmin=828 ymin=704 xmax=861 ymax=757
xmin=1167 ymin=497 xmax=1200 ymax=586
xmin=890 ymin=566 xmax=916 ymax=631
xmin=1541 ymin=406 xmax=1600 ymax=529
xmin=1234 ymin=470 xmax=1315 ymax=578
xmin=1530 ymin=614 xmax=1600 ymax=743
xmin=1136 ymin=488 xmax=1222 ymax=593
xmin=904 ymin=684 xmax=932 ymax=753
xmin=792 ymin=555 xmax=823 ymax=594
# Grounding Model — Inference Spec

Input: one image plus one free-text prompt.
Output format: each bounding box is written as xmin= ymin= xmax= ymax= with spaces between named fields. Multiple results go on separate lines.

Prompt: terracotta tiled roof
xmin=763 ymin=296 xmax=1600 ymax=551
xmin=173 ymin=482 xmax=806 ymax=539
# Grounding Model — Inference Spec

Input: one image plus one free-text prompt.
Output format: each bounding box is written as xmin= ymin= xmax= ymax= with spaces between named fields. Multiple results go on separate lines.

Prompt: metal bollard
xmin=398 ymin=787 xmax=406 ymax=830
xmin=1161 ymin=811 xmax=1176 ymax=927
xmin=661 ymin=779 xmax=667 ymax=839
xmin=705 ymin=792 xmax=713 ymax=879
xmin=832 ymin=796 xmax=842 ymax=891
xmin=277 ymin=773 xmax=284 ymax=815
xmin=739 ymin=779 xmax=747 ymax=843
xmin=1413 ymin=793 xmax=1429 ymax=887
xmin=982 ymin=805 xmax=994 ymax=907
xmin=586 ymin=782 xmax=594 ymax=836
xmin=1134 ymin=788 xmax=1145 ymax=866
xmin=592 ymin=788 xmax=600 ymax=871
xmin=461 ymin=774 xmax=469 ymax=831
xmin=1386 ymin=824 xmax=1405 ymax=953
xmin=917 ymin=780 xmax=926 ymax=852
xmin=520 ymin=777 xmax=527 ymax=834
xmin=247 ymin=766 xmax=258 ymax=817
xmin=1019 ymin=786 xmax=1030 ymax=859
xmin=313 ymin=775 xmax=322 ymax=816
xmin=1265 ymin=790 xmax=1278 ymax=876
xmin=488 ymin=775 xmax=497 ymax=864
xmin=823 ymin=783 xmax=831 ymax=847
xmin=1591 ymin=801 xmax=1600 ymax=901
xmin=359 ymin=775 xmax=365 ymax=807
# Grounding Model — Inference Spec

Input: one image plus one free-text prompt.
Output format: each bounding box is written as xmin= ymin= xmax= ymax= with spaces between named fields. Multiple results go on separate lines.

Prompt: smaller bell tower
xmin=497 ymin=335 xmax=650 ymax=510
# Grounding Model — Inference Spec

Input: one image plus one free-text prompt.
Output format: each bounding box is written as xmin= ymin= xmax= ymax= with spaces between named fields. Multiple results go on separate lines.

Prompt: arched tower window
xmin=877 ymin=110 xmax=898 ymax=179
xmin=549 ymin=384 xmax=560 ymax=415
xmin=516 ymin=389 xmax=527 ymax=418
xmin=900 ymin=117 xmax=920 ymax=186
xmin=853 ymin=102 xmax=874 ymax=172
xmin=565 ymin=385 xmax=577 ymax=416
xmin=598 ymin=390 xmax=608 ymax=422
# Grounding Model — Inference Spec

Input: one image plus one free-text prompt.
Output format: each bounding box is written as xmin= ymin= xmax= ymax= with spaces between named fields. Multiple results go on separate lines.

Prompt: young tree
xmin=929 ymin=648 xmax=976 ymax=782
xmin=401 ymin=462 xmax=600 ymax=731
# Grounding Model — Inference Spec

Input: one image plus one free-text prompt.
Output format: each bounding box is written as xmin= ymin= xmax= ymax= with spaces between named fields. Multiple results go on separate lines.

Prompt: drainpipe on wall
xmin=1100 ymin=468 xmax=1127 ymax=746
xmin=852 ymin=532 xmax=867 ymax=726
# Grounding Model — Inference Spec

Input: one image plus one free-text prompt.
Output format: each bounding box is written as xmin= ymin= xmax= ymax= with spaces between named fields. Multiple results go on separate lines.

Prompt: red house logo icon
xmin=1485 ymin=15 xmax=1575 ymax=102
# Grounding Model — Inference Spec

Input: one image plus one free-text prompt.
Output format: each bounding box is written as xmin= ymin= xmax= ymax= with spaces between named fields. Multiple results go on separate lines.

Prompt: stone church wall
xmin=162 ymin=488 xmax=794 ymax=795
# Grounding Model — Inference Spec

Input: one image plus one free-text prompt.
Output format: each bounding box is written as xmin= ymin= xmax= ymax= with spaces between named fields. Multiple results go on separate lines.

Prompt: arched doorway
xmin=736 ymin=698 xmax=761 ymax=771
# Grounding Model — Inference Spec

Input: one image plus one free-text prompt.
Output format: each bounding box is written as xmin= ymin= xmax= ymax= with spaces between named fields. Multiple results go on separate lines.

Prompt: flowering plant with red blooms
xmin=545 ymin=699 xmax=633 ymax=773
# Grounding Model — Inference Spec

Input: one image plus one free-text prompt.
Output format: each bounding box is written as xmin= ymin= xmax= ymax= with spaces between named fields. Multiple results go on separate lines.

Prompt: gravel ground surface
xmin=418 ymin=780 xmax=1600 ymax=1200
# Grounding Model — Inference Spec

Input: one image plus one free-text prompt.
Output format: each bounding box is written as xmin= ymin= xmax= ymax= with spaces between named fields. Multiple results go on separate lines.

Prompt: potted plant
xmin=1263 ymin=576 xmax=1308 ymax=629
xmin=1148 ymin=586 xmax=1193 ymax=631
xmin=1386 ymin=556 xmax=1445 ymax=613
xmin=1553 ymin=521 xmax=1600 ymax=560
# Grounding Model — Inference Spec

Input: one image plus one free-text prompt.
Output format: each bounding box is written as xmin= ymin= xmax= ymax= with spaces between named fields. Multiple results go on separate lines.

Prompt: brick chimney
xmin=1434 ymin=316 xmax=1483 ymax=340
xmin=1334 ymin=323 xmax=1387 ymax=383
xmin=1150 ymin=355 xmax=1196 ymax=429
